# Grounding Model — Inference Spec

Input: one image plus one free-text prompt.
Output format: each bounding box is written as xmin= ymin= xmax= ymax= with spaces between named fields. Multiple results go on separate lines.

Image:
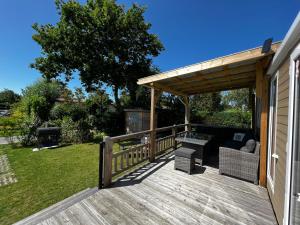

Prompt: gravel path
xmin=0 ymin=154 xmax=17 ymax=187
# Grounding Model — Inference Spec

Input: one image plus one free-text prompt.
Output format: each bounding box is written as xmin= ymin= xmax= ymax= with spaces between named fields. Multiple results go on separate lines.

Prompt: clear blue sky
xmin=0 ymin=0 xmax=299 ymax=95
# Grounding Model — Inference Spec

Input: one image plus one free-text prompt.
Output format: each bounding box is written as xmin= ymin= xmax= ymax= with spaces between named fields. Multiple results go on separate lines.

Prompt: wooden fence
xmin=100 ymin=124 xmax=189 ymax=187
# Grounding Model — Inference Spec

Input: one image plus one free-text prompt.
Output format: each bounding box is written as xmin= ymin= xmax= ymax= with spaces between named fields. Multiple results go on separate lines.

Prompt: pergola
xmin=137 ymin=42 xmax=281 ymax=187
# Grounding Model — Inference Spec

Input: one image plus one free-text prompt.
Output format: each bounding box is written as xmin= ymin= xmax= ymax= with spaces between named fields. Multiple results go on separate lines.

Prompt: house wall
xmin=267 ymin=56 xmax=290 ymax=225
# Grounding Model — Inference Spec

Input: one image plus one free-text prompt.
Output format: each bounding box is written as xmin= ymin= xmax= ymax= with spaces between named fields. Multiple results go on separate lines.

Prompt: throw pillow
xmin=233 ymin=133 xmax=245 ymax=142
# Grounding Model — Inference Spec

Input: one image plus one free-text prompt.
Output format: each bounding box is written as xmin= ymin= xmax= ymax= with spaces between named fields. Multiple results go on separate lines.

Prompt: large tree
xmin=31 ymin=0 xmax=164 ymax=108
xmin=0 ymin=89 xmax=21 ymax=107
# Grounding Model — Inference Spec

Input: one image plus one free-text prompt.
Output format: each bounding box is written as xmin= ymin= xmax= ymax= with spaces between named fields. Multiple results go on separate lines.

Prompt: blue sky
xmin=0 ymin=0 xmax=299 ymax=96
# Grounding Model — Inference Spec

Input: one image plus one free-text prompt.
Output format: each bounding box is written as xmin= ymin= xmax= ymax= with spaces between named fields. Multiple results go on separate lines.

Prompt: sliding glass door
xmin=290 ymin=59 xmax=300 ymax=224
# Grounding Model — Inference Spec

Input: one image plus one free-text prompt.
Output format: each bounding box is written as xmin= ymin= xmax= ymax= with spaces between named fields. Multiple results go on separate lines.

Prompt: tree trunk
xmin=113 ymin=85 xmax=120 ymax=108
xmin=129 ymin=89 xmax=137 ymax=107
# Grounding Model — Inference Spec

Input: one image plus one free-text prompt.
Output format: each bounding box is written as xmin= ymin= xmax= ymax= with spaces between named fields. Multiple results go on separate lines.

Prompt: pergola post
xmin=249 ymin=88 xmax=256 ymax=132
xmin=183 ymin=96 xmax=191 ymax=132
xmin=149 ymin=86 xmax=160 ymax=162
xmin=256 ymin=61 xmax=269 ymax=187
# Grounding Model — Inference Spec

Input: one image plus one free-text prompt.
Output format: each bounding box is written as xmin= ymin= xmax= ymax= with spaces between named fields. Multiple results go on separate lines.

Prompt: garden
xmin=0 ymin=0 xmax=253 ymax=224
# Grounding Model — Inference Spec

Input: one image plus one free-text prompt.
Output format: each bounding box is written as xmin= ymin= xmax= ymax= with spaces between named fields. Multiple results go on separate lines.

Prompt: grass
xmin=0 ymin=143 xmax=100 ymax=225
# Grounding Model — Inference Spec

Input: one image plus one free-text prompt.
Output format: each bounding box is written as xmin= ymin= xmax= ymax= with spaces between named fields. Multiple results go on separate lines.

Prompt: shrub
xmin=204 ymin=110 xmax=251 ymax=128
xmin=60 ymin=116 xmax=92 ymax=144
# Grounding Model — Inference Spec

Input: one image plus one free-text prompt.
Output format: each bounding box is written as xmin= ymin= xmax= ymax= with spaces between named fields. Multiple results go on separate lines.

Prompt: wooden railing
xmin=100 ymin=124 xmax=189 ymax=187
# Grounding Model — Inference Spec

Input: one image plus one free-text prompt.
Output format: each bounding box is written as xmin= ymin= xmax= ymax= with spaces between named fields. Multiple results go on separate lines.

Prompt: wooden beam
xmin=188 ymin=83 xmax=255 ymax=95
xmin=167 ymin=64 xmax=257 ymax=88
xmin=151 ymin=82 xmax=187 ymax=97
xmin=149 ymin=87 xmax=160 ymax=162
xmin=177 ymin=75 xmax=255 ymax=92
xmin=256 ymin=61 xmax=269 ymax=187
xmin=137 ymin=43 xmax=280 ymax=85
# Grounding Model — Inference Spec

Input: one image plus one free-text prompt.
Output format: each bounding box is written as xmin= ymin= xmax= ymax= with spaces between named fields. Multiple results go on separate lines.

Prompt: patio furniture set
xmin=174 ymin=131 xmax=260 ymax=184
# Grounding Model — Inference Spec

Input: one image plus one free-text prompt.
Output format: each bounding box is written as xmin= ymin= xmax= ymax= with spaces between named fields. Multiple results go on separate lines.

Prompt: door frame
xmin=267 ymin=72 xmax=278 ymax=192
xmin=284 ymin=44 xmax=300 ymax=225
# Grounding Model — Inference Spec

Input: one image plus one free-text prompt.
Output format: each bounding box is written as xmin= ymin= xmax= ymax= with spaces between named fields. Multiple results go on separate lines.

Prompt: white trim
xmin=267 ymin=72 xmax=278 ymax=192
xmin=283 ymin=44 xmax=300 ymax=225
xmin=268 ymin=12 xmax=300 ymax=75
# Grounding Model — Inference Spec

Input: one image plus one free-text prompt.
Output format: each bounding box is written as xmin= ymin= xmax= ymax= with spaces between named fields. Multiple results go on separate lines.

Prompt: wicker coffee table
xmin=175 ymin=134 xmax=213 ymax=166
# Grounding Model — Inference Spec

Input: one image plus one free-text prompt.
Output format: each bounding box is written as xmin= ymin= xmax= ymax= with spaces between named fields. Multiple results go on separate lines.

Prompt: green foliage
xmin=0 ymin=116 xmax=21 ymax=137
xmin=0 ymin=89 xmax=21 ymax=108
xmin=203 ymin=109 xmax=251 ymax=128
xmin=222 ymin=88 xmax=251 ymax=111
xmin=92 ymin=131 xmax=106 ymax=143
xmin=13 ymin=79 xmax=62 ymax=145
xmin=31 ymin=0 xmax=164 ymax=106
xmin=60 ymin=117 xmax=91 ymax=144
xmin=85 ymin=91 xmax=114 ymax=132
xmin=20 ymin=79 xmax=62 ymax=121
xmin=191 ymin=92 xmax=223 ymax=113
xmin=190 ymin=89 xmax=252 ymax=128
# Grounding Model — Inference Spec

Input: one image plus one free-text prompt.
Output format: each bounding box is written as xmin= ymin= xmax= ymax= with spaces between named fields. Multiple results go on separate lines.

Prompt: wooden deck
xmin=17 ymin=153 xmax=278 ymax=225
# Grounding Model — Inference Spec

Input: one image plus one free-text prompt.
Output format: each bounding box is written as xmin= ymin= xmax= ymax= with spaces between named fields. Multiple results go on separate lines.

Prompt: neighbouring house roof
xmin=268 ymin=12 xmax=300 ymax=75
xmin=138 ymin=42 xmax=281 ymax=96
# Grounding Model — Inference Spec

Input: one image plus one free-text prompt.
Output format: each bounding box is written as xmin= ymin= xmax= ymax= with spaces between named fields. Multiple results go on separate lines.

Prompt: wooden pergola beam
xmin=137 ymin=43 xmax=280 ymax=86
xmin=167 ymin=71 xmax=255 ymax=90
xmin=187 ymin=82 xmax=255 ymax=95
xmin=167 ymin=64 xmax=257 ymax=87
xmin=177 ymin=75 xmax=255 ymax=92
xmin=150 ymin=82 xmax=187 ymax=97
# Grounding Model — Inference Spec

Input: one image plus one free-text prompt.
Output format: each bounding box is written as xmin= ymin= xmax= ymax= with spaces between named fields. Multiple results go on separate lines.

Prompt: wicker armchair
xmin=219 ymin=142 xmax=260 ymax=184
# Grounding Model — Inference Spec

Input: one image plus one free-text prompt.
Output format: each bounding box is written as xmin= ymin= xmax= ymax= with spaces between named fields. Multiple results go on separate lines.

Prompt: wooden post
xmin=183 ymin=96 xmax=191 ymax=132
xmin=256 ymin=61 xmax=269 ymax=187
xmin=249 ymin=88 xmax=256 ymax=132
xmin=103 ymin=136 xmax=113 ymax=187
xmin=149 ymin=87 xmax=160 ymax=162
xmin=172 ymin=125 xmax=177 ymax=150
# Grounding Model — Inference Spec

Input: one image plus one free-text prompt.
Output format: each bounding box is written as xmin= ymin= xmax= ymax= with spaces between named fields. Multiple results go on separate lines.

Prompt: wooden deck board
xmin=23 ymin=153 xmax=277 ymax=225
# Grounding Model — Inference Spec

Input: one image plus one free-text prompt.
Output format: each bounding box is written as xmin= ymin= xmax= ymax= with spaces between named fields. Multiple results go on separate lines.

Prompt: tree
xmin=20 ymin=79 xmax=62 ymax=121
xmin=190 ymin=92 xmax=222 ymax=113
xmin=31 ymin=0 xmax=164 ymax=108
xmin=16 ymin=79 xmax=62 ymax=145
xmin=0 ymin=89 xmax=21 ymax=108
xmin=222 ymin=88 xmax=250 ymax=111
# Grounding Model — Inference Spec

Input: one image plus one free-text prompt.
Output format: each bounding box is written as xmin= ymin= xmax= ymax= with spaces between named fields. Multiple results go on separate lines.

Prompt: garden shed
xmin=124 ymin=109 xmax=157 ymax=133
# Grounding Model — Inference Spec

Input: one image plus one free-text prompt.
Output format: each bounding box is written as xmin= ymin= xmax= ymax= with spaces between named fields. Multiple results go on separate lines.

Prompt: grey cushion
xmin=175 ymin=147 xmax=196 ymax=159
xmin=240 ymin=139 xmax=256 ymax=153
xmin=245 ymin=139 xmax=256 ymax=152
xmin=240 ymin=146 xmax=252 ymax=153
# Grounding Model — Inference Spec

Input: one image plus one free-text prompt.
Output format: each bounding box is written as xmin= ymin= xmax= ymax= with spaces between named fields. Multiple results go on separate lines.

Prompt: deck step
xmin=13 ymin=187 xmax=99 ymax=225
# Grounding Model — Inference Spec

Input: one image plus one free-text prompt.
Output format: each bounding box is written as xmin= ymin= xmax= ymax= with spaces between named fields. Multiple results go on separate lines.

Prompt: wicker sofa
xmin=219 ymin=141 xmax=260 ymax=184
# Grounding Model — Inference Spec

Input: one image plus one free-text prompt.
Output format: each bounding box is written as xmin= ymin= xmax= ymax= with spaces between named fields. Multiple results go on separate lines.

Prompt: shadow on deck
xmin=15 ymin=152 xmax=278 ymax=225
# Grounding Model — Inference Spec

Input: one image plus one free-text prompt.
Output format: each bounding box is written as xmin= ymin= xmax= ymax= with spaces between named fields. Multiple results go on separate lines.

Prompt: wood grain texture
xmin=23 ymin=153 xmax=277 ymax=225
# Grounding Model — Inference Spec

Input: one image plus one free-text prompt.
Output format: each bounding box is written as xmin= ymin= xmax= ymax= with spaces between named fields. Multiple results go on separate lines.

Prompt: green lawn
xmin=0 ymin=143 xmax=100 ymax=225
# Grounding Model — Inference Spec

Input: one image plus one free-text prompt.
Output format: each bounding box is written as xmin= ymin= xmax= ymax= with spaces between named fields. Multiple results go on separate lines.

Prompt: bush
xmin=60 ymin=116 xmax=92 ymax=144
xmin=204 ymin=110 xmax=251 ymax=128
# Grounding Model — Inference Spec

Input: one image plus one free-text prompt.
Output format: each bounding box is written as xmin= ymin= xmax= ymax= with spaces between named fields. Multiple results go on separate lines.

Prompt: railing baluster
xmin=120 ymin=154 xmax=123 ymax=170
xmin=114 ymin=156 xmax=117 ymax=174
xmin=126 ymin=152 xmax=129 ymax=168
